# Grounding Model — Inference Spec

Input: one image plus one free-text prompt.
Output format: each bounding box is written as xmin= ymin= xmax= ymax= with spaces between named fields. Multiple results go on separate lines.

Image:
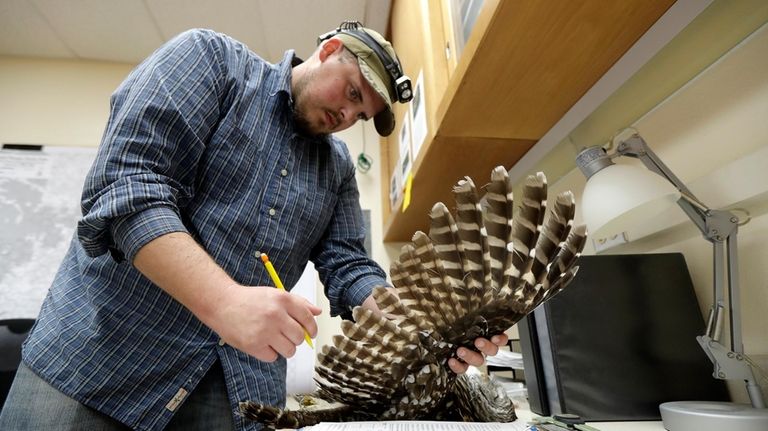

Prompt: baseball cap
xmin=331 ymin=28 xmax=400 ymax=136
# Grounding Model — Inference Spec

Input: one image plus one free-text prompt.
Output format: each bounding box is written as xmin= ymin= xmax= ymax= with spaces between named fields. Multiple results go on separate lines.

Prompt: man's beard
xmin=292 ymin=105 xmax=319 ymax=137
xmin=291 ymin=72 xmax=327 ymax=138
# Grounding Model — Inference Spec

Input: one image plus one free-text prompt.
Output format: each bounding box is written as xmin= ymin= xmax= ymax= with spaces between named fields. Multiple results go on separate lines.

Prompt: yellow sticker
xmin=402 ymin=172 xmax=413 ymax=212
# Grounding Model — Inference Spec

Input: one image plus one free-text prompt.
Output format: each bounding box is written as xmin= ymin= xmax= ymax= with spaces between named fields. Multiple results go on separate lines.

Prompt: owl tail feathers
xmin=238 ymin=402 xmax=305 ymax=429
xmin=238 ymin=398 xmax=373 ymax=429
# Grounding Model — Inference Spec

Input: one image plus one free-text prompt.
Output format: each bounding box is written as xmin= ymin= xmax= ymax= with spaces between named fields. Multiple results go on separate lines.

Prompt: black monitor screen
xmin=518 ymin=253 xmax=729 ymax=421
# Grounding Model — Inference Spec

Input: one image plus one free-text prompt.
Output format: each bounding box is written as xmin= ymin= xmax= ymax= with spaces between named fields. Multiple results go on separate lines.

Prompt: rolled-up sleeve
xmin=77 ymin=29 xmax=231 ymax=262
xmin=310 ymin=152 xmax=389 ymax=319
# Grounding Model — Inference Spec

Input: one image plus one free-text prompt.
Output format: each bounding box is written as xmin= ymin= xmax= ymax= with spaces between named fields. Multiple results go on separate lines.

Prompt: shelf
xmin=381 ymin=0 xmax=676 ymax=242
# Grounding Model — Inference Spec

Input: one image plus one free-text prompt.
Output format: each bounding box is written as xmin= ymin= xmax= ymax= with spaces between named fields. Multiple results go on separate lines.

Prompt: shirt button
xmin=280 ymin=169 xmax=288 ymax=177
xmin=218 ymin=338 xmax=225 ymax=346
xmin=269 ymin=208 xmax=276 ymax=216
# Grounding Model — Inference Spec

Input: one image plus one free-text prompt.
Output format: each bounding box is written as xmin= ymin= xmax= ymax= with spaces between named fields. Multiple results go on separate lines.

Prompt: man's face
xmin=293 ymin=45 xmax=386 ymax=137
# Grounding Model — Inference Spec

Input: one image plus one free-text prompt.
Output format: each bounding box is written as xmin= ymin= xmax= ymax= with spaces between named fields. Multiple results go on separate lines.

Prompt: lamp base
xmin=660 ymin=401 xmax=768 ymax=431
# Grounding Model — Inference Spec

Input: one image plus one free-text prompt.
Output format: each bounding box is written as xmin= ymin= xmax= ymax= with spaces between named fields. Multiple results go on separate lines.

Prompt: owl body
xmin=240 ymin=167 xmax=587 ymax=428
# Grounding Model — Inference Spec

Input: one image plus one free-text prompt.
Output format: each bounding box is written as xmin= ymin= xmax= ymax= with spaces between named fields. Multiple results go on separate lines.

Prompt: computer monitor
xmin=518 ymin=253 xmax=729 ymax=421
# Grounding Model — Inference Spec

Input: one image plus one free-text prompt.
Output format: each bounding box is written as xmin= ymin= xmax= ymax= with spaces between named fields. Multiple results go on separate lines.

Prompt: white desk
xmin=585 ymin=424 xmax=665 ymax=431
xmin=515 ymin=406 xmax=666 ymax=430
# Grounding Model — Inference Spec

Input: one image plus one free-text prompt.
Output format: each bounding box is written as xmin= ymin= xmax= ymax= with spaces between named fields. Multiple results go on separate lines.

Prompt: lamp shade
xmin=581 ymin=163 xmax=681 ymax=238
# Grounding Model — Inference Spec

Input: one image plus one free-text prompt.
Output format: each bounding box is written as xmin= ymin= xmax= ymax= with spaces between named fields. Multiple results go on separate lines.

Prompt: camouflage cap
xmin=333 ymin=28 xmax=399 ymax=136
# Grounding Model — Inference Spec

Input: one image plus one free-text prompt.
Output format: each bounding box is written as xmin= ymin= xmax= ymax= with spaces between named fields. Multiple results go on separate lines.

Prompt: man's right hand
xmin=209 ymin=284 xmax=321 ymax=361
xmin=133 ymin=232 xmax=320 ymax=362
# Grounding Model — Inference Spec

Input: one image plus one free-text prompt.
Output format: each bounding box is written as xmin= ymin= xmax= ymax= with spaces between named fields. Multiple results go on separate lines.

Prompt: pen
xmin=259 ymin=252 xmax=314 ymax=348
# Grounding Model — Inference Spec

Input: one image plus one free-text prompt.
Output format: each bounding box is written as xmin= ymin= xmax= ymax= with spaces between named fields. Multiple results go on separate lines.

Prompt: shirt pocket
xmin=197 ymin=122 xmax=261 ymax=204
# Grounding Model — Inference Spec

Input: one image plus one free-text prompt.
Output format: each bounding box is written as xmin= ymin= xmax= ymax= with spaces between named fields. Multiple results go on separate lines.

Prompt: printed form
xmin=306 ymin=420 xmax=529 ymax=431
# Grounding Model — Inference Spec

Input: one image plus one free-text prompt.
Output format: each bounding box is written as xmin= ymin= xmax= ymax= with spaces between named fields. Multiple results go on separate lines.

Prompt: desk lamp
xmin=575 ymin=132 xmax=768 ymax=431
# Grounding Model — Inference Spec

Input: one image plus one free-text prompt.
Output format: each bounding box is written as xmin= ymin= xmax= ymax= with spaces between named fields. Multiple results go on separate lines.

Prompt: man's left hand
xmin=448 ymin=334 xmax=509 ymax=374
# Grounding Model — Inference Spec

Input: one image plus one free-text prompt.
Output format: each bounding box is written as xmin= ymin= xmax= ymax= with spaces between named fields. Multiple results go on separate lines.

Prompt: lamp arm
xmin=613 ymin=135 xmax=711 ymax=234
xmin=699 ymin=335 xmax=766 ymax=409
xmin=614 ymin=133 xmax=764 ymax=408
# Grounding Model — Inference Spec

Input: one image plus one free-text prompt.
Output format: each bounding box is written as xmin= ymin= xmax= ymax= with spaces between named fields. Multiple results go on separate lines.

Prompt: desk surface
xmin=516 ymin=407 xmax=666 ymax=431
xmin=585 ymin=424 xmax=665 ymax=431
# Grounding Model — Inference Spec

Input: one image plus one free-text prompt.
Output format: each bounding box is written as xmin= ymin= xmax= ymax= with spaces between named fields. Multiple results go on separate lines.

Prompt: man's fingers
xmin=457 ymin=347 xmax=485 ymax=367
xmin=292 ymin=311 xmax=317 ymax=339
xmin=305 ymin=300 xmax=322 ymax=315
xmin=449 ymin=334 xmax=511 ymax=375
xmin=475 ymin=338 xmax=500 ymax=357
xmin=448 ymin=357 xmax=469 ymax=374
xmin=296 ymin=294 xmax=321 ymax=315
xmin=281 ymin=319 xmax=310 ymax=346
xmin=490 ymin=333 xmax=509 ymax=347
xmin=252 ymin=345 xmax=279 ymax=363
xmin=271 ymin=334 xmax=298 ymax=359
xmin=283 ymin=295 xmax=319 ymax=338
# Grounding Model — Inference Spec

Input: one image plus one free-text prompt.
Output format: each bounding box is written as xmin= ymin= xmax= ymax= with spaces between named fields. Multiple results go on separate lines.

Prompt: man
xmin=0 ymin=24 xmax=506 ymax=430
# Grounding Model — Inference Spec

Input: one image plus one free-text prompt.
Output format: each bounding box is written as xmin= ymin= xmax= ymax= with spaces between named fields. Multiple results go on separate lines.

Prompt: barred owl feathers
xmin=240 ymin=166 xmax=587 ymax=427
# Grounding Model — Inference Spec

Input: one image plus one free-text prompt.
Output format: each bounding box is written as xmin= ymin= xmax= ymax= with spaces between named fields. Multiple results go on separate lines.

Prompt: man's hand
xmin=447 ymin=334 xmax=509 ymax=374
xmin=210 ymin=284 xmax=321 ymax=362
xmin=133 ymin=232 xmax=321 ymax=363
xmin=361 ymin=292 xmax=509 ymax=374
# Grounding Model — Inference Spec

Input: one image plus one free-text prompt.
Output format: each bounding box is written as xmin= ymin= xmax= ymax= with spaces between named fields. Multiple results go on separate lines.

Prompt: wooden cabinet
xmin=380 ymin=0 xmax=675 ymax=242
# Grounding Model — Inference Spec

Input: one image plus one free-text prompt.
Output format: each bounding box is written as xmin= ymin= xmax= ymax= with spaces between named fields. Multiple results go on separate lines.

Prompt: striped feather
xmin=428 ymin=202 xmax=470 ymax=314
xmin=501 ymin=172 xmax=547 ymax=293
xmin=410 ymin=231 xmax=463 ymax=322
xmin=371 ymin=286 xmax=427 ymax=333
xmin=482 ymin=166 xmax=515 ymax=293
xmin=525 ymin=191 xmax=576 ymax=286
xmin=452 ymin=177 xmax=490 ymax=313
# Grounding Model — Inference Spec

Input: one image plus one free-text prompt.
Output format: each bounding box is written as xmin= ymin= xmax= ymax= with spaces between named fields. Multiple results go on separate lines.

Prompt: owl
xmin=239 ymin=166 xmax=587 ymax=428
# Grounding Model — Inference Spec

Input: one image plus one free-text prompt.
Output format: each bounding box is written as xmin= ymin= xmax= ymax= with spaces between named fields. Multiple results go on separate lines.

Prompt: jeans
xmin=0 ymin=361 xmax=235 ymax=430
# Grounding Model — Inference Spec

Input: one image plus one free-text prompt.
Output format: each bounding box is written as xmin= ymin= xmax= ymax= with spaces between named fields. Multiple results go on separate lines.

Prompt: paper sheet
xmin=306 ymin=420 xmax=529 ymax=431
xmin=486 ymin=349 xmax=524 ymax=369
xmin=285 ymin=262 xmax=318 ymax=395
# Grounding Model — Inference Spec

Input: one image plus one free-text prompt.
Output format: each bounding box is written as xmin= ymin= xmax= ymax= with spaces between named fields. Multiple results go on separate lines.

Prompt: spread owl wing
xmin=240 ymin=167 xmax=587 ymax=427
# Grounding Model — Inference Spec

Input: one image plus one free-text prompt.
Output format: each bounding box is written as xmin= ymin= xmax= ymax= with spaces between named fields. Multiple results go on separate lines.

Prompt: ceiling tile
xmin=32 ymin=0 xmax=164 ymax=63
xmin=364 ymin=0 xmax=392 ymax=37
xmin=259 ymin=0 xmax=374 ymax=61
xmin=0 ymin=0 xmax=391 ymax=64
xmin=0 ymin=0 xmax=73 ymax=58
xmin=146 ymin=0 xmax=272 ymax=61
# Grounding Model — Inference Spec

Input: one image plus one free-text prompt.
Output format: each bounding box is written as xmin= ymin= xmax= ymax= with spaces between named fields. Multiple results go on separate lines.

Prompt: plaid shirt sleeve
xmin=310 ymin=139 xmax=389 ymax=319
xmin=77 ymin=29 xmax=231 ymax=262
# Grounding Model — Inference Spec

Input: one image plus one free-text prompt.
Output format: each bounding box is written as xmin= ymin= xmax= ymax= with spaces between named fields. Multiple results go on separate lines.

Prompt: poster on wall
xmin=389 ymin=160 xmax=402 ymax=210
xmin=398 ymin=107 xmax=412 ymax=181
xmin=410 ymin=71 xmax=427 ymax=161
xmin=0 ymin=144 xmax=97 ymax=319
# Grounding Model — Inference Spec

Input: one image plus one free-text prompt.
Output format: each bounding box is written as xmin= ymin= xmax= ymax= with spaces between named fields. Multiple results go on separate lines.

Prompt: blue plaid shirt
xmin=22 ymin=29 xmax=387 ymax=430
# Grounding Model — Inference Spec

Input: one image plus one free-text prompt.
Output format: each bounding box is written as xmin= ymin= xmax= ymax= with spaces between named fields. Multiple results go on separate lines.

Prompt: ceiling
xmin=0 ymin=0 xmax=392 ymax=64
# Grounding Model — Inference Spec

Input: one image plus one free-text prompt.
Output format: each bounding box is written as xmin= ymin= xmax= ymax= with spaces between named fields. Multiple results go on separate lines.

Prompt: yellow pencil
xmin=259 ymin=253 xmax=314 ymax=348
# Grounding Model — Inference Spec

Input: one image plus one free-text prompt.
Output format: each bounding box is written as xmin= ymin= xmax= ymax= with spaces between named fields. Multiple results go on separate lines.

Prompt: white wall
xmin=548 ymin=23 xmax=768 ymax=403
xmin=0 ymin=56 xmax=133 ymax=147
